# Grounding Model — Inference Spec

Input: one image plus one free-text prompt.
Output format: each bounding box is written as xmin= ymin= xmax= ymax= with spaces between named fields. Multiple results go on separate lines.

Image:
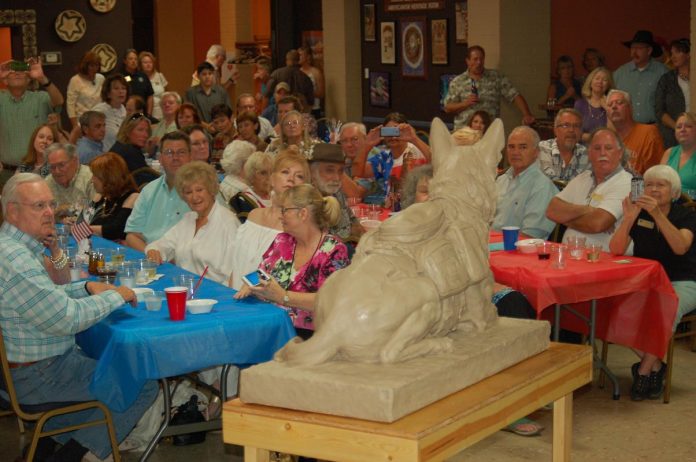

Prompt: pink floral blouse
xmin=259 ymin=232 xmax=349 ymax=330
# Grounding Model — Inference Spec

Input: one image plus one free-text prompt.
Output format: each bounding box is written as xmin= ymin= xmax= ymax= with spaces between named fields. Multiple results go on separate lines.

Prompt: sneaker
xmin=631 ymin=374 xmax=650 ymax=401
xmin=648 ymin=362 xmax=667 ymax=400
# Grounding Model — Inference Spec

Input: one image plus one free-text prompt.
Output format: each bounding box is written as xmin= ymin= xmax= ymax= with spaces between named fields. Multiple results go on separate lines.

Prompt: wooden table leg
xmin=244 ymin=446 xmax=270 ymax=462
xmin=552 ymin=392 xmax=573 ymax=462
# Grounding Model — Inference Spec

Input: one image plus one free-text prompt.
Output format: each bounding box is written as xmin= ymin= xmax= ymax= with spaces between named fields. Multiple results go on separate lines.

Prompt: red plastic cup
xmin=165 ymin=286 xmax=187 ymax=321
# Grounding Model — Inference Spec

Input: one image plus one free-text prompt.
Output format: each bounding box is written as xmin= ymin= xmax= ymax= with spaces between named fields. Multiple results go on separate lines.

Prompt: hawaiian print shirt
xmin=259 ymin=232 xmax=349 ymax=330
xmin=444 ymin=69 xmax=520 ymax=129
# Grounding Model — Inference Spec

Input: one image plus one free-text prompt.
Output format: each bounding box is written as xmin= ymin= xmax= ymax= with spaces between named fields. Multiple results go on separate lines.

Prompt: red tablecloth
xmin=490 ymin=251 xmax=678 ymax=358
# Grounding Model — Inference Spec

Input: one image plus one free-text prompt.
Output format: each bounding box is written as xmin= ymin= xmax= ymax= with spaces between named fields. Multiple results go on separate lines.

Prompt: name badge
xmin=637 ymin=218 xmax=654 ymax=229
xmin=589 ymin=192 xmax=603 ymax=203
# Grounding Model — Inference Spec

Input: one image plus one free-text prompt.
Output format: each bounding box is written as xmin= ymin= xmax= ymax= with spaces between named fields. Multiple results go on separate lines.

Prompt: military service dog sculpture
xmin=274 ymin=117 xmax=505 ymax=366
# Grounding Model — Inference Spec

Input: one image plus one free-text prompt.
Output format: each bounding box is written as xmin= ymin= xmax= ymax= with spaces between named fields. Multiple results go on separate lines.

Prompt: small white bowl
xmin=515 ymin=238 xmax=544 ymax=254
xmin=132 ymin=287 xmax=154 ymax=296
xmin=360 ymin=219 xmax=381 ymax=230
xmin=186 ymin=299 xmax=217 ymax=314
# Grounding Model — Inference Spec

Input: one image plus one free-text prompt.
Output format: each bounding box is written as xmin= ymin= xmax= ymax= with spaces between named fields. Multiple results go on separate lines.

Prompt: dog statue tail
xmin=273 ymin=328 xmax=339 ymax=366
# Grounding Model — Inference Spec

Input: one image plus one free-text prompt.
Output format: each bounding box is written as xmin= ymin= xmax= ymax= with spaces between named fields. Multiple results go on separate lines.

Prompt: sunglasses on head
xmin=128 ymin=112 xmax=146 ymax=122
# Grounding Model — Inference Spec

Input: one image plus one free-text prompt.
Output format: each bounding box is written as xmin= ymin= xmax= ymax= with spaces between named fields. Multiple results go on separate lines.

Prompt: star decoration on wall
xmin=55 ymin=10 xmax=86 ymax=42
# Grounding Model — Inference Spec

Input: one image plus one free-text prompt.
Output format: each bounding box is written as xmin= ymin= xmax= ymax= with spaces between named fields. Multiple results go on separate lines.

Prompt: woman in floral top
xmin=235 ymin=184 xmax=349 ymax=338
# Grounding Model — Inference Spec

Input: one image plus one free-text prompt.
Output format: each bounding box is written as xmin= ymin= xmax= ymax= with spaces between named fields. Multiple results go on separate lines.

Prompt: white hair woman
xmin=610 ymin=164 xmax=696 ymax=401
xmin=219 ymin=140 xmax=256 ymax=204
xmin=145 ymin=161 xmax=240 ymax=284
xmin=234 ymin=183 xmax=348 ymax=339
xmin=228 ymin=151 xmax=274 ymax=220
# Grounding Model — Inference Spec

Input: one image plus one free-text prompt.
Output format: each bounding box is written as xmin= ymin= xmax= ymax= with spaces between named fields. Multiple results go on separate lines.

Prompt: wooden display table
xmin=223 ymin=343 xmax=592 ymax=462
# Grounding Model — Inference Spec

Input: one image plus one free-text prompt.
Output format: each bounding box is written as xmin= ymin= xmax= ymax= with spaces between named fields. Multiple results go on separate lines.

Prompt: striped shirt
xmin=0 ymin=222 xmax=124 ymax=362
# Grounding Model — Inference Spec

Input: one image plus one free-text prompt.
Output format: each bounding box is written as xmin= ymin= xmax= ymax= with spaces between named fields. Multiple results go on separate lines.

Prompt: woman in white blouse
xmin=145 ymin=161 xmax=240 ymax=284
xmin=139 ymin=51 xmax=168 ymax=121
xmin=67 ymin=52 xmax=105 ymax=129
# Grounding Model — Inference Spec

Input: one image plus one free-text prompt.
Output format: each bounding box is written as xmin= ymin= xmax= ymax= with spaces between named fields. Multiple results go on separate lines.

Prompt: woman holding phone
xmin=609 ymin=165 xmax=696 ymax=401
xmin=234 ymin=184 xmax=349 ymax=339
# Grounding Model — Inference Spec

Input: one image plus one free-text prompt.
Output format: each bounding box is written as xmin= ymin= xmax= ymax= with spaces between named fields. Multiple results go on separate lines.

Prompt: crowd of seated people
xmin=3 ymin=30 xmax=696 ymax=460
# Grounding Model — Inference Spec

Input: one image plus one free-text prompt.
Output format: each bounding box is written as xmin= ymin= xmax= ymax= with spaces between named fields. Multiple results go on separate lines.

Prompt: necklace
xmin=588 ymin=104 xmax=605 ymax=120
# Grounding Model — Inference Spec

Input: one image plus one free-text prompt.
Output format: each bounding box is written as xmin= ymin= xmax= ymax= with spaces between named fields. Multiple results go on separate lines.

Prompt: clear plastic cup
xmin=144 ymin=291 xmax=164 ymax=311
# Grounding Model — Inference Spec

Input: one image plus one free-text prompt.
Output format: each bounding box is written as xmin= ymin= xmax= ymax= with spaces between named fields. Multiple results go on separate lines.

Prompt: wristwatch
xmin=282 ymin=291 xmax=290 ymax=305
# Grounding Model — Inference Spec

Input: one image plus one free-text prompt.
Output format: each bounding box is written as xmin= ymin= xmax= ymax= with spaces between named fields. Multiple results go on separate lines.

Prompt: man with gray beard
xmin=309 ymin=143 xmax=363 ymax=241
xmin=546 ymin=127 xmax=632 ymax=251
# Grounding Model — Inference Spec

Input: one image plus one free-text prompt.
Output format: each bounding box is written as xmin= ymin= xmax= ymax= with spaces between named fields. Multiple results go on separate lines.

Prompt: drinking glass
xmin=550 ymin=244 xmax=567 ymax=269
xmin=565 ymin=236 xmax=586 ymax=260
xmin=586 ymin=244 xmax=602 ymax=263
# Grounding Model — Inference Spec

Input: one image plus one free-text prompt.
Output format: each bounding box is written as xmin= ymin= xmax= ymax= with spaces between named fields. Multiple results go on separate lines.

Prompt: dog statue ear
xmin=429 ymin=117 xmax=453 ymax=174
xmin=475 ymin=118 xmax=505 ymax=174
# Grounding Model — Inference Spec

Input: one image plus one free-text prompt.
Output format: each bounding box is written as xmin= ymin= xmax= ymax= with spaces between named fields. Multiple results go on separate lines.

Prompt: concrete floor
xmin=2 ymin=340 xmax=695 ymax=462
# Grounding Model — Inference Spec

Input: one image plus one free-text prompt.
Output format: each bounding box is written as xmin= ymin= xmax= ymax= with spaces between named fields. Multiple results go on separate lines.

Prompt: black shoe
xmin=45 ymin=439 xmax=89 ymax=462
xmin=631 ymin=362 xmax=640 ymax=381
xmin=22 ymin=438 xmax=59 ymax=462
xmin=648 ymin=362 xmax=667 ymax=399
xmin=631 ymin=374 xmax=650 ymax=401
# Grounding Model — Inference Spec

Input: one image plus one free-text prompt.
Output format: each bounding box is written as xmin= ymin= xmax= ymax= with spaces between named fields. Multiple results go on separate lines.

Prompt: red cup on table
xmin=164 ymin=286 xmax=187 ymax=321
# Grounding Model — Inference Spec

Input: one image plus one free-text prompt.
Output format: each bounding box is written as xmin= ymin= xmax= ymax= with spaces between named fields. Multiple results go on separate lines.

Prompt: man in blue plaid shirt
xmin=0 ymin=173 xmax=157 ymax=461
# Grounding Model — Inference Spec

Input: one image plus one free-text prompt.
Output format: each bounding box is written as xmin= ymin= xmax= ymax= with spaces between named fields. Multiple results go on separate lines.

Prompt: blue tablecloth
xmin=76 ymin=237 xmax=296 ymax=411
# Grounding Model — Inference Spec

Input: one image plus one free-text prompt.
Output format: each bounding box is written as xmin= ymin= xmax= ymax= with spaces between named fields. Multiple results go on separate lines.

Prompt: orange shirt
xmin=623 ymin=123 xmax=664 ymax=175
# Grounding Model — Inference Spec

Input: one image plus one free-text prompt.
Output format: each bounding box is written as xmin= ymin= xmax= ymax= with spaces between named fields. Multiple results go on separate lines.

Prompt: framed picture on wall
xmin=431 ymin=19 xmax=447 ymax=64
xmin=400 ymin=18 xmax=426 ymax=79
xmin=455 ymin=2 xmax=468 ymax=44
xmin=364 ymin=4 xmax=376 ymax=42
xmin=380 ymin=22 xmax=396 ymax=64
xmin=369 ymin=71 xmax=390 ymax=108
xmin=439 ymin=74 xmax=458 ymax=110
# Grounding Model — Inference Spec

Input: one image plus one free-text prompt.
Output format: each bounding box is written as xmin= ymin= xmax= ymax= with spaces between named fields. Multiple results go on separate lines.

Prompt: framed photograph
xmin=439 ymin=74 xmax=458 ymax=110
xmin=364 ymin=4 xmax=376 ymax=42
xmin=380 ymin=22 xmax=396 ymax=64
xmin=369 ymin=71 xmax=390 ymax=108
xmin=400 ymin=18 xmax=427 ymax=79
xmin=455 ymin=2 xmax=468 ymax=44
xmin=431 ymin=19 xmax=447 ymax=65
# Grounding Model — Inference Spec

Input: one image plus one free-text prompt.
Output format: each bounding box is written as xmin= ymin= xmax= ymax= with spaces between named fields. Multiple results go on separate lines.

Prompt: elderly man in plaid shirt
xmin=0 ymin=173 xmax=157 ymax=461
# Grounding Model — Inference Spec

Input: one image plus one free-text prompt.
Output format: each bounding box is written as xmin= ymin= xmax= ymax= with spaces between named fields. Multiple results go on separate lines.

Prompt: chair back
xmin=0 ymin=325 xmax=38 ymax=421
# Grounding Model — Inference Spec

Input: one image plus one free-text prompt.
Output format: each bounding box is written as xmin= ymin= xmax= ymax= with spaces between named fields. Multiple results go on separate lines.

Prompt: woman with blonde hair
xmin=229 ymin=150 xmax=310 ymax=290
xmin=17 ymin=124 xmax=59 ymax=177
xmin=574 ymin=66 xmax=614 ymax=143
xmin=235 ymin=183 xmax=348 ymax=338
xmin=146 ymin=161 xmax=240 ymax=284
xmin=661 ymin=112 xmax=696 ymax=198
xmin=265 ymin=110 xmax=320 ymax=158
xmin=110 ymin=113 xmax=157 ymax=186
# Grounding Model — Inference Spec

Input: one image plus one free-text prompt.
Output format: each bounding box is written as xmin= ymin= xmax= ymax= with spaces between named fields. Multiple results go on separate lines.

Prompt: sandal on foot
xmin=502 ymin=418 xmax=544 ymax=436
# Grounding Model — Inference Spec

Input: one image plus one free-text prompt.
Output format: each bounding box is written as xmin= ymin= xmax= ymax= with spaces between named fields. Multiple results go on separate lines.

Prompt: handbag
xmin=170 ymin=394 xmax=207 ymax=446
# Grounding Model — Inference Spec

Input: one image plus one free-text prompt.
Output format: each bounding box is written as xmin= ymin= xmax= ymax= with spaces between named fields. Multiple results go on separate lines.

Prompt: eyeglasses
xmin=339 ymin=136 xmax=361 ymax=145
xmin=283 ymin=120 xmax=301 ymax=128
xmin=161 ymin=149 xmax=189 ymax=157
xmin=11 ymin=200 xmax=58 ymax=212
xmin=48 ymin=160 xmax=72 ymax=171
xmin=128 ymin=112 xmax=146 ymax=122
xmin=556 ymin=123 xmax=582 ymax=130
xmin=280 ymin=206 xmax=302 ymax=215
xmin=191 ymin=140 xmax=209 ymax=147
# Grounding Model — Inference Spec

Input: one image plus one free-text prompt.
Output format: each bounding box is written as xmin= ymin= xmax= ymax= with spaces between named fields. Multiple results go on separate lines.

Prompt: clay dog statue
xmin=274 ymin=117 xmax=505 ymax=366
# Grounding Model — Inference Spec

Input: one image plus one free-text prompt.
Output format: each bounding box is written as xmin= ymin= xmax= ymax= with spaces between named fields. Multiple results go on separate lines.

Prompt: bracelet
xmin=40 ymin=79 xmax=52 ymax=88
xmin=49 ymin=249 xmax=68 ymax=269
